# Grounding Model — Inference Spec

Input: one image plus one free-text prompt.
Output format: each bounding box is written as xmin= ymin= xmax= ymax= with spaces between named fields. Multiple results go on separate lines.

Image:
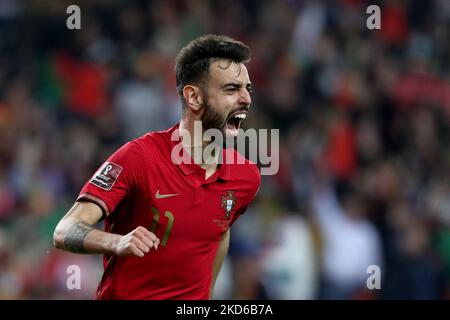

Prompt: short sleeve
xmin=77 ymin=141 xmax=142 ymax=217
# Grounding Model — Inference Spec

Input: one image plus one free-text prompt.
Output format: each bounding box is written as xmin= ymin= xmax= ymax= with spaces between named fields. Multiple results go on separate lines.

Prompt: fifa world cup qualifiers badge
xmin=221 ymin=191 xmax=237 ymax=219
xmin=90 ymin=162 xmax=123 ymax=191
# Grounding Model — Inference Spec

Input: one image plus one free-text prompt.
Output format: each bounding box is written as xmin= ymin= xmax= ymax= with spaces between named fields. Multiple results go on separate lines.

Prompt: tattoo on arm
xmin=63 ymin=221 xmax=95 ymax=253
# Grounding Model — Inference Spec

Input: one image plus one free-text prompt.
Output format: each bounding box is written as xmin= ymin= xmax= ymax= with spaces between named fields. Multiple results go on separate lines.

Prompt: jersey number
xmin=149 ymin=207 xmax=174 ymax=246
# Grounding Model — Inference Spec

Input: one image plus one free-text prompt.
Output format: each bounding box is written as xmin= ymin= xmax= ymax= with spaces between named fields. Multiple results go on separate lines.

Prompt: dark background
xmin=0 ymin=0 xmax=449 ymax=299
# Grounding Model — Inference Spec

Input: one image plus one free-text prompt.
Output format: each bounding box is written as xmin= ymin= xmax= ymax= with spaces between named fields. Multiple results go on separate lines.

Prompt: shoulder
xmin=227 ymin=148 xmax=261 ymax=190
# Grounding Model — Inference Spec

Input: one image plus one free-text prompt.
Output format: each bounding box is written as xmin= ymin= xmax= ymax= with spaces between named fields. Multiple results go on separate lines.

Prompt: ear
xmin=182 ymin=85 xmax=204 ymax=112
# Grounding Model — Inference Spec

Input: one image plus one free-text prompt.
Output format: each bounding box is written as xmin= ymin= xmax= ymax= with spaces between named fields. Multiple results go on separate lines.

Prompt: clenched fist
xmin=114 ymin=226 xmax=160 ymax=257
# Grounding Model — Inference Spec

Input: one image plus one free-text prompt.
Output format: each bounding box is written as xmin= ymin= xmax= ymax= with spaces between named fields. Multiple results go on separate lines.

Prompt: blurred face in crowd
xmin=200 ymin=59 xmax=252 ymax=139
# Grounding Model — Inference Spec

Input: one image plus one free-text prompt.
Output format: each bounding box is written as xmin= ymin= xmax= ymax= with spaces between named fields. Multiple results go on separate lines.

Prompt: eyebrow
xmin=221 ymin=82 xmax=253 ymax=90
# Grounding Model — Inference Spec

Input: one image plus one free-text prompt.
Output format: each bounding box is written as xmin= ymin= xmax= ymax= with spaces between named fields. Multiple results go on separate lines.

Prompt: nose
xmin=239 ymin=88 xmax=252 ymax=106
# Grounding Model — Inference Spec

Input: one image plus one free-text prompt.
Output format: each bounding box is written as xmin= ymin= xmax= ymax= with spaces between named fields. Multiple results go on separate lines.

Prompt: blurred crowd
xmin=0 ymin=0 xmax=449 ymax=299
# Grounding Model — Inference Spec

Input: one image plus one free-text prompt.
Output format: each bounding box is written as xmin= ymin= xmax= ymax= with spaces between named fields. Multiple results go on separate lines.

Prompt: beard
xmin=200 ymin=89 xmax=249 ymax=147
xmin=201 ymin=97 xmax=237 ymax=148
xmin=201 ymin=99 xmax=226 ymax=133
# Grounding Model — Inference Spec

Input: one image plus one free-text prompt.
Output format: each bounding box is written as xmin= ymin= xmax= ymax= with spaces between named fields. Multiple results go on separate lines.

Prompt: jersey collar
xmin=167 ymin=123 xmax=232 ymax=181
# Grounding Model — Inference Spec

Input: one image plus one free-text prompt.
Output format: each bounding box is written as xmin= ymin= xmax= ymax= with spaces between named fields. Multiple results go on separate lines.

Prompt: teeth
xmin=233 ymin=114 xmax=246 ymax=120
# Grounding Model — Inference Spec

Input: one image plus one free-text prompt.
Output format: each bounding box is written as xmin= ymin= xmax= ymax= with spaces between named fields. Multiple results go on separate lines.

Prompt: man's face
xmin=200 ymin=59 xmax=252 ymax=139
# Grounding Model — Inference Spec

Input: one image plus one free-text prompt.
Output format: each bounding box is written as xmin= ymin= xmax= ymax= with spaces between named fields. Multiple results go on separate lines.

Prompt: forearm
xmin=54 ymin=215 xmax=120 ymax=255
xmin=54 ymin=201 xmax=160 ymax=257
xmin=210 ymin=229 xmax=230 ymax=298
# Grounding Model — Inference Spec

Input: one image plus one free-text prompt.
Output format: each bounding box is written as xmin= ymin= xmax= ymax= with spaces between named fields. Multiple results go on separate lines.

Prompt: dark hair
xmin=175 ymin=34 xmax=250 ymax=104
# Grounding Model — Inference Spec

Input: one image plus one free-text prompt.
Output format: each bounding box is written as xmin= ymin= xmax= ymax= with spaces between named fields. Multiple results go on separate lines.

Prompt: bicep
xmin=63 ymin=201 xmax=103 ymax=225
xmin=219 ymin=229 xmax=230 ymax=251
xmin=222 ymin=228 xmax=230 ymax=242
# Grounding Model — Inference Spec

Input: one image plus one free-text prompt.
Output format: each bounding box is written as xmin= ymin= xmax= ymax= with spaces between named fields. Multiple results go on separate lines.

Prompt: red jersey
xmin=77 ymin=124 xmax=261 ymax=299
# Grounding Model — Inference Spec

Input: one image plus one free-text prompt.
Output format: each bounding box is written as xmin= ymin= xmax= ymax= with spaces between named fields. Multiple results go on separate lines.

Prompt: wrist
xmin=109 ymin=234 xmax=121 ymax=256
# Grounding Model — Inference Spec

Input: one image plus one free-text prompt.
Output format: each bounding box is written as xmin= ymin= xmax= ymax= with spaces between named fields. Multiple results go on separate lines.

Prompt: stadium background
xmin=0 ymin=0 xmax=449 ymax=299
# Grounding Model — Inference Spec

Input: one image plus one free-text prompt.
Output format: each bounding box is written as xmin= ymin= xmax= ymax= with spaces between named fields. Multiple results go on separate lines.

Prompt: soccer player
xmin=53 ymin=35 xmax=261 ymax=299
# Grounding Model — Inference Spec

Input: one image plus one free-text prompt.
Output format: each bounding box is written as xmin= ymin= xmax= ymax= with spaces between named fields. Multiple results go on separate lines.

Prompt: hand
xmin=114 ymin=226 xmax=160 ymax=257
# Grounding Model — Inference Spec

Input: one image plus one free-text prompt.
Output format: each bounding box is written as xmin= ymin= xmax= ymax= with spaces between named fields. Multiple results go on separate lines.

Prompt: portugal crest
xmin=221 ymin=191 xmax=237 ymax=219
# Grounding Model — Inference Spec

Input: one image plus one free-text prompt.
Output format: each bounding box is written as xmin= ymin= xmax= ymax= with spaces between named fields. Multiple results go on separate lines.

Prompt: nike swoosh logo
xmin=155 ymin=189 xmax=179 ymax=199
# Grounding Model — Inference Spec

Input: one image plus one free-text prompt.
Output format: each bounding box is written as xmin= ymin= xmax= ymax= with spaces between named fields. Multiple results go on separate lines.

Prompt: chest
xmin=126 ymin=160 xmax=245 ymax=247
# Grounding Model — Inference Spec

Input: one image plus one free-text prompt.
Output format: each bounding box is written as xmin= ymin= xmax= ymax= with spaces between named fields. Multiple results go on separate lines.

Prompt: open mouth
xmin=225 ymin=111 xmax=247 ymax=136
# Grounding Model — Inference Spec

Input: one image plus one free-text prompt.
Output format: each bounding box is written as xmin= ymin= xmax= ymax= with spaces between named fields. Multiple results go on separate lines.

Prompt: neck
xmin=179 ymin=118 xmax=220 ymax=170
